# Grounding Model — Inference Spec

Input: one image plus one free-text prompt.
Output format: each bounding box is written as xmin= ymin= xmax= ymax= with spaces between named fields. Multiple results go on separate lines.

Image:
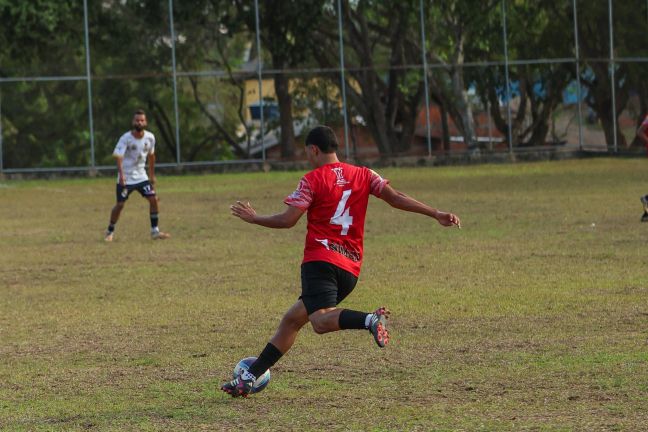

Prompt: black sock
xmin=150 ymin=212 xmax=159 ymax=229
xmin=107 ymin=223 xmax=116 ymax=233
xmin=339 ymin=309 xmax=369 ymax=330
xmin=248 ymin=343 xmax=283 ymax=379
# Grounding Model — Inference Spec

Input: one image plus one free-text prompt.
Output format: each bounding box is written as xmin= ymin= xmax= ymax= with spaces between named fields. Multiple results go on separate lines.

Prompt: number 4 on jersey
xmin=331 ymin=189 xmax=353 ymax=235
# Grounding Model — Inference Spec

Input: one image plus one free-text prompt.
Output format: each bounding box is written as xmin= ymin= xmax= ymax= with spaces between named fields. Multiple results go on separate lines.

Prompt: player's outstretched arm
xmin=379 ymin=184 xmax=461 ymax=228
xmin=230 ymin=201 xmax=305 ymax=229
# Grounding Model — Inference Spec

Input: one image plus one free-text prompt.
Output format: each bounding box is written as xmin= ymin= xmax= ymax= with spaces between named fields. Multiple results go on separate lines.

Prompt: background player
xmin=637 ymin=114 xmax=648 ymax=222
xmin=221 ymin=125 xmax=461 ymax=397
xmin=104 ymin=109 xmax=170 ymax=241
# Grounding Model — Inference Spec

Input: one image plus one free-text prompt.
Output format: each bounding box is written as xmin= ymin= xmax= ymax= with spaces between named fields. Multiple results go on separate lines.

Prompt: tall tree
xmin=575 ymin=0 xmax=647 ymax=150
xmin=470 ymin=0 xmax=575 ymax=147
xmin=0 ymin=0 xmax=89 ymax=168
xmin=173 ymin=0 xmax=257 ymax=160
xmin=233 ymin=0 xmax=326 ymax=158
xmin=310 ymin=0 xmax=426 ymax=157
xmin=426 ymin=0 xmax=500 ymax=151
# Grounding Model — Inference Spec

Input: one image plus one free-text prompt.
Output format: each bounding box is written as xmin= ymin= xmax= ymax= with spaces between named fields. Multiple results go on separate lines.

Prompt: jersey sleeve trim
xmin=113 ymin=135 xmax=127 ymax=157
xmin=369 ymin=169 xmax=389 ymax=197
xmin=284 ymin=176 xmax=314 ymax=210
xmin=148 ymin=132 xmax=156 ymax=155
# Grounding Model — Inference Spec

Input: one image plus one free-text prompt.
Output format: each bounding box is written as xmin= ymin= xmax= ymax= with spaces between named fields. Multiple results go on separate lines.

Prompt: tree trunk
xmin=440 ymin=100 xmax=451 ymax=152
xmin=447 ymin=28 xmax=477 ymax=150
xmin=592 ymin=91 xmax=627 ymax=151
xmin=274 ymin=72 xmax=295 ymax=158
xmin=348 ymin=71 xmax=393 ymax=156
xmin=366 ymin=96 xmax=394 ymax=156
xmin=451 ymin=66 xmax=477 ymax=150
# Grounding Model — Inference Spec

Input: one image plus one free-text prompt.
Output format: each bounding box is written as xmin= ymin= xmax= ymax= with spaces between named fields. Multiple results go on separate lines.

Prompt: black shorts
xmin=116 ymin=180 xmax=156 ymax=202
xmin=300 ymin=261 xmax=358 ymax=315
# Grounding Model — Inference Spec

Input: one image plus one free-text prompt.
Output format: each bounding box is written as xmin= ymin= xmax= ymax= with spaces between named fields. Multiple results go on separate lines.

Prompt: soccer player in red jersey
xmin=637 ymin=115 xmax=648 ymax=221
xmin=221 ymin=125 xmax=461 ymax=397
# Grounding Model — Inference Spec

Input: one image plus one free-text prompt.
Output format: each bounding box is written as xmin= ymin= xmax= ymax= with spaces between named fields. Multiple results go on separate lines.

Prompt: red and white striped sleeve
xmin=369 ymin=169 xmax=389 ymax=197
xmin=284 ymin=177 xmax=314 ymax=210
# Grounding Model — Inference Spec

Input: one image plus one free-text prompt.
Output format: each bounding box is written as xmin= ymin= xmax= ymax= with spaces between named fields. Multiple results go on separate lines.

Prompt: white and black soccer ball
xmin=233 ymin=356 xmax=271 ymax=393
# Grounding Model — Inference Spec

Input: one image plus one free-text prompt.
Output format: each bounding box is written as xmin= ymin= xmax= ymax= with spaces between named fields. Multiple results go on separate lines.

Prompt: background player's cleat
xmin=642 ymin=212 xmax=648 ymax=222
xmin=368 ymin=306 xmax=390 ymax=348
xmin=104 ymin=231 xmax=114 ymax=242
xmin=151 ymin=231 xmax=171 ymax=240
xmin=221 ymin=373 xmax=255 ymax=398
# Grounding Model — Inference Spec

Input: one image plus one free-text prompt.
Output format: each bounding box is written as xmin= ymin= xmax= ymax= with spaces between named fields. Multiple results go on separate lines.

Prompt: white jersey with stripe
xmin=112 ymin=130 xmax=156 ymax=185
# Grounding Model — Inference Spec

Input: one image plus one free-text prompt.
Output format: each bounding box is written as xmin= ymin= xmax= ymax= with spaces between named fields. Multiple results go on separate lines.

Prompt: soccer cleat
xmin=151 ymin=231 xmax=171 ymax=240
xmin=368 ymin=306 xmax=390 ymax=348
xmin=642 ymin=212 xmax=648 ymax=223
xmin=104 ymin=230 xmax=114 ymax=242
xmin=221 ymin=373 xmax=255 ymax=398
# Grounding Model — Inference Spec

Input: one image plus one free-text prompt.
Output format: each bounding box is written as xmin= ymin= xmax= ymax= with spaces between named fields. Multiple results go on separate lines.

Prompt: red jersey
xmin=284 ymin=162 xmax=389 ymax=276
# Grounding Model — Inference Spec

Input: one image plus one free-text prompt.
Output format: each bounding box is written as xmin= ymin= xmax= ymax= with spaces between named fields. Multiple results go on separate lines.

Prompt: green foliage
xmin=1 ymin=0 xmax=647 ymax=168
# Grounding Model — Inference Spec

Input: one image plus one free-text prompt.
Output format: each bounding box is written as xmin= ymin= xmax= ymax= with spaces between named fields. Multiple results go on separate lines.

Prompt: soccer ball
xmin=233 ymin=356 xmax=271 ymax=394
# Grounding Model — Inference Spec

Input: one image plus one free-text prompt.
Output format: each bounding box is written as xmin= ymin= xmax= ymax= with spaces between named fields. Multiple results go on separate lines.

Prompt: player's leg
xmin=268 ymin=300 xmax=310 ymax=354
xmin=248 ymin=301 xmax=309 ymax=378
xmin=137 ymin=181 xmax=170 ymax=239
xmin=303 ymin=261 xmax=390 ymax=347
xmin=221 ymin=300 xmax=309 ymax=397
xmin=307 ymin=307 xmax=390 ymax=348
xmin=641 ymin=195 xmax=648 ymax=222
xmin=105 ymin=184 xmax=129 ymax=241
xmin=145 ymin=195 xmax=165 ymax=237
xmin=335 ymin=267 xmax=390 ymax=347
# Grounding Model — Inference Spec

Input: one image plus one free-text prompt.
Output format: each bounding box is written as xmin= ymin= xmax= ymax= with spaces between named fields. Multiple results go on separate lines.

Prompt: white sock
xmin=151 ymin=227 xmax=160 ymax=234
xmin=364 ymin=314 xmax=374 ymax=329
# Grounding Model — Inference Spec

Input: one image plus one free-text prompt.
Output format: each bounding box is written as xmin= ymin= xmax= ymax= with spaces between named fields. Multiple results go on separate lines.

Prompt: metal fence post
xmin=168 ymin=0 xmax=181 ymax=164
xmin=0 ymin=87 xmax=3 ymax=173
xmin=502 ymin=0 xmax=514 ymax=153
xmin=572 ymin=0 xmax=584 ymax=151
xmin=337 ymin=0 xmax=350 ymax=160
xmin=608 ymin=0 xmax=617 ymax=153
xmin=83 ymin=0 xmax=96 ymax=168
xmin=487 ymin=100 xmax=493 ymax=151
xmin=419 ymin=0 xmax=432 ymax=157
xmin=254 ymin=0 xmax=266 ymax=162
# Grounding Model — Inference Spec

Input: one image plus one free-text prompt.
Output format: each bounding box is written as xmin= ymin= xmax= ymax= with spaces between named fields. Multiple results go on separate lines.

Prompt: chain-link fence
xmin=1 ymin=0 xmax=647 ymax=174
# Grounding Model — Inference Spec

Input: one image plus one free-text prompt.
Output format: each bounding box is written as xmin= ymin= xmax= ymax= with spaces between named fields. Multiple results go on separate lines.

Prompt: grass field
xmin=1 ymin=158 xmax=647 ymax=431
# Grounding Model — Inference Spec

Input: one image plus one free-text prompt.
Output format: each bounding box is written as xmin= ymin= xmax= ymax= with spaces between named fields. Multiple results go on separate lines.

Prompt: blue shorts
xmin=116 ymin=180 xmax=156 ymax=202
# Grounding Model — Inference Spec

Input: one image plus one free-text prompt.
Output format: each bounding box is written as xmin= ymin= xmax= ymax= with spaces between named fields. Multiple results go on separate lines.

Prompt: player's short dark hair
xmin=134 ymin=109 xmax=146 ymax=117
xmin=305 ymin=125 xmax=338 ymax=153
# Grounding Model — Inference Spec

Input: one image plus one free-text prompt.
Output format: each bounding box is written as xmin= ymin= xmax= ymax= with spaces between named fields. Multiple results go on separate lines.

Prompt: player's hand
xmin=150 ymin=176 xmax=156 ymax=185
xmin=230 ymin=201 xmax=257 ymax=224
xmin=118 ymin=175 xmax=125 ymax=187
xmin=435 ymin=211 xmax=461 ymax=228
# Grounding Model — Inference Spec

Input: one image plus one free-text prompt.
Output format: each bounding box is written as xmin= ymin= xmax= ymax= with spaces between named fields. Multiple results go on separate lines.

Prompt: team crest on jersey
xmin=331 ymin=167 xmax=349 ymax=186
xmin=129 ymin=143 xmax=137 ymax=151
